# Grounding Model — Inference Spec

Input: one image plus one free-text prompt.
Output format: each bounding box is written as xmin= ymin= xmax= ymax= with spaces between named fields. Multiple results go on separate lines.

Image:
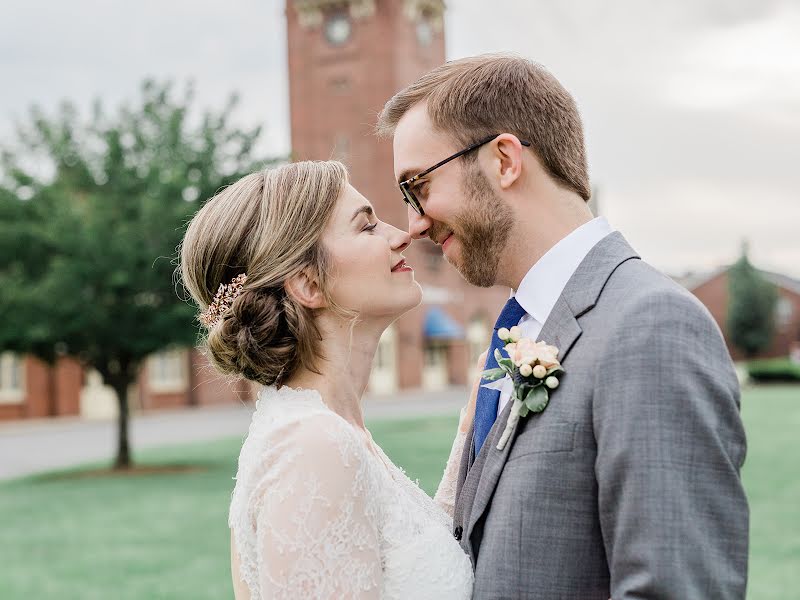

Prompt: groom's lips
xmin=441 ymin=233 xmax=454 ymax=252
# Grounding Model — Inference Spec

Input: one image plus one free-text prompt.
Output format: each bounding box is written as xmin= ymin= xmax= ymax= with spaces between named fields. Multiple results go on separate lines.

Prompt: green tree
xmin=727 ymin=243 xmax=778 ymax=359
xmin=0 ymin=80 xmax=277 ymax=468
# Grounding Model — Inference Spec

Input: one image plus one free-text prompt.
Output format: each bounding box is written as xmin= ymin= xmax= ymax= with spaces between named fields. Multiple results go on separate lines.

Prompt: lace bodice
xmin=228 ymin=385 xmax=473 ymax=599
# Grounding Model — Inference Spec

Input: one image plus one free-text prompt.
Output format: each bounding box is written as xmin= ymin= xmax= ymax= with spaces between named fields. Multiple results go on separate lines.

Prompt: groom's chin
xmin=442 ymin=236 xmax=498 ymax=287
xmin=452 ymin=259 xmax=497 ymax=288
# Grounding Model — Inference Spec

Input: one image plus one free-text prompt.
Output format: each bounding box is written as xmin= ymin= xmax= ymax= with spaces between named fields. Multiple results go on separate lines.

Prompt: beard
xmin=433 ymin=165 xmax=514 ymax=287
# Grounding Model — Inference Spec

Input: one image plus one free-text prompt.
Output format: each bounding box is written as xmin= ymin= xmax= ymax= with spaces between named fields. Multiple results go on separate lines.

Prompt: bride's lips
xmin=391 ymin=259 xmax=413 ymax=273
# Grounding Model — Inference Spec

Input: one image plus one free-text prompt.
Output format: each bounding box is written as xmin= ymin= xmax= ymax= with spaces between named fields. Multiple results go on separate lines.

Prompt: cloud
xmin=1 ymin=0 xmax=797 ymax=277
xmin=663 ymin=1 xmax=800 ymax=124
xmin=604 ymin=178 xmax=800 ymax=276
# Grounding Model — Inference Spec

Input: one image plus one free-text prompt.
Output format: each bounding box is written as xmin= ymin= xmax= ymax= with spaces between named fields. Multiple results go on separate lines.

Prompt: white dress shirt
xmin=491 ymin=217 xmax=615 ymax=413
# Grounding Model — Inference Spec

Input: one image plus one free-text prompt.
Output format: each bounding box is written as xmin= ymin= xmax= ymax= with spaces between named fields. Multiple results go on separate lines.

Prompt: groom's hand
xmin=460 ymin=349 xmax=488 ymax=434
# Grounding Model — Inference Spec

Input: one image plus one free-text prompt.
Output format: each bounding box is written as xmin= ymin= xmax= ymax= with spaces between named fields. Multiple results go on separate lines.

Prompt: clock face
xmin=325 ymin=13 xmax=352 ymax=46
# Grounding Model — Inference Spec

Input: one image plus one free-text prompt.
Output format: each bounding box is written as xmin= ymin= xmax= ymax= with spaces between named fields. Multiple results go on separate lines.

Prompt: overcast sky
xmin=3 ymin=0 xmax=798 ymax=277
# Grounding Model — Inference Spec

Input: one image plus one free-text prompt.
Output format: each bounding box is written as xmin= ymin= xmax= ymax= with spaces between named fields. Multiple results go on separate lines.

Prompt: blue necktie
xmin=473 ymin=297 xmax=527 ymax=456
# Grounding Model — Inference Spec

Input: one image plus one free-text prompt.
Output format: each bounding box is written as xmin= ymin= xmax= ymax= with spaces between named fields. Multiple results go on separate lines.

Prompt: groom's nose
xmin=407 ymin=204 xmax=432 ymax=240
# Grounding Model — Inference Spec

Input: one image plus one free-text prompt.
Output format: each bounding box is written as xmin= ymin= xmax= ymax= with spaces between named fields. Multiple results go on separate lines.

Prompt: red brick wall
xmin=25 ymin=357 xmax=52 ymax=418
xmin=690 ymin=272 xmax=800 ymax=360
xmin=190 ymin=350 xmax=255 ymax=406
xmin=0 ymin=403 xmax=24 ymax=420
xmin=771 ymin=287 xmax=800 ymax=358
xmin=53 ymin=357 xmax=82 ymax=416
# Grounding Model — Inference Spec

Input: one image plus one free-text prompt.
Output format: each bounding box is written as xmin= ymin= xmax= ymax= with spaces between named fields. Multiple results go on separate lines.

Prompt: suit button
xmin=454 ymin=526 xmax=463 ymax=541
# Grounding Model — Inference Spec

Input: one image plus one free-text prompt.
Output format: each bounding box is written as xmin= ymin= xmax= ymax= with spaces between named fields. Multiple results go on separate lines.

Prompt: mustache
xmin=428 ymin=222 xmax=453 ymax=245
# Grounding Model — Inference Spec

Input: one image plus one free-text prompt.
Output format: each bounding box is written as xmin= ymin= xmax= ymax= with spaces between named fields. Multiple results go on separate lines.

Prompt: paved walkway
xmin=0 ymin=387 xmax=468 ymax=481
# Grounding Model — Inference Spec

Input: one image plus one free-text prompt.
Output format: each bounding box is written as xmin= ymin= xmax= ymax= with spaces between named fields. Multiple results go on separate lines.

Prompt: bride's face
xmin=322 ymin=184 xmax=422 ymax=318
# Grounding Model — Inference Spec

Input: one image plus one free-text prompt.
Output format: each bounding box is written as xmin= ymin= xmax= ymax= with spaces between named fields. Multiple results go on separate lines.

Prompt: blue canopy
xmin=424 ymin=306 xmax=465 ymax=340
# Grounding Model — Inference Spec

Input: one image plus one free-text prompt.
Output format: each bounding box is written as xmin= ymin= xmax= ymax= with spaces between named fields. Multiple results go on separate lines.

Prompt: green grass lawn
xmin=739 ymin=385 xmax=800 ymax=599
xmin=0 ymin=385 xmax=797 ymax=599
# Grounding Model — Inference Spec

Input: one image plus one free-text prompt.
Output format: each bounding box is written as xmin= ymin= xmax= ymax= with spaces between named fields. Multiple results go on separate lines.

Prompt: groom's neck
xmin=500 ymin=189 xmax=593 ymax=290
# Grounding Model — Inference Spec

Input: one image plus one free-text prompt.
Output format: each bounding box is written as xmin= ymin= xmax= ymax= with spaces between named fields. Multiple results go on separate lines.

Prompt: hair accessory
xmin=199 ymin=273 xmax=248 ymax=328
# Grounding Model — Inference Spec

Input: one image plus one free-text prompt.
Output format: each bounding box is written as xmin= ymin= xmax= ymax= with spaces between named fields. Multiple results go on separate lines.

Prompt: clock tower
xmin=286 ymin=0 xmax=507 ymax=391
xmin=287 ymin=0 xmax=446 ymax=228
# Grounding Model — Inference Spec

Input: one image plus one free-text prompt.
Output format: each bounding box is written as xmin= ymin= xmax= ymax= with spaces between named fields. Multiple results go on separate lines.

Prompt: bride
xmin=179 ymin=160 xmax=478 ymax=599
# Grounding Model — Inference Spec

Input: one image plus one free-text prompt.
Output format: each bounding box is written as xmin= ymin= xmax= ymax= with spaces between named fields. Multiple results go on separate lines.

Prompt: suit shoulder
xmin=605 ymin=258 xmax=715 ymax=325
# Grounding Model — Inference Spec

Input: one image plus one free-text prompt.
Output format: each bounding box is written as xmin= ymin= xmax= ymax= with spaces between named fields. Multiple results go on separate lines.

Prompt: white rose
xmin=497 ymin=327 xmax=510 ymax=341
xmin=545 ymin=376 xmax=559 ymax=389
xmin=509 ymin=326 xmax=522 ymax=342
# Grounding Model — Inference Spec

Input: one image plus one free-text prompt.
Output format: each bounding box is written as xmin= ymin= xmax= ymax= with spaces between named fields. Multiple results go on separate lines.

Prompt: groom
xmin=378 ymin=54 xmax=749 ymax=599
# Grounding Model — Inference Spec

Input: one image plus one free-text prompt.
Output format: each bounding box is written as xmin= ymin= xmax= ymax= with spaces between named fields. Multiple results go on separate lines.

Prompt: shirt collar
xmin=512 ymin=217 xmax=614 ymax=324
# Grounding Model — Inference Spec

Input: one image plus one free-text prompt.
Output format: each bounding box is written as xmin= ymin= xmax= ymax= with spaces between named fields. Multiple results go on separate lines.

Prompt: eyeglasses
xmin=398 ymin=134 xmax=531 ymax=216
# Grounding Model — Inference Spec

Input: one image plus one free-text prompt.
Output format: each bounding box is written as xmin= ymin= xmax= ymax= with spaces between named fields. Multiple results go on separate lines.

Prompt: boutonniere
xmin=481 ymin=326 xmax=565 ymax=451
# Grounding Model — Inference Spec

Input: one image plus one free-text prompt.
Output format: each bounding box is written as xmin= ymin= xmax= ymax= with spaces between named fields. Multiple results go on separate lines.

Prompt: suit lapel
xmin=453 ymin=419 xmax=474 ymax=528
xmin=460 ymin=231 xmax=641 ymax=547
xmin=464 ymin=295 xmax=582 ymax=541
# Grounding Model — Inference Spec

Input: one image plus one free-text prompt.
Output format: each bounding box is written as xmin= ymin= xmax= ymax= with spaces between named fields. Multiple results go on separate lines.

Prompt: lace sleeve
xmin=251 ymin=414 xmax=383 ymax=599
xmin=433 ymin=407 xmax=468 ymax=519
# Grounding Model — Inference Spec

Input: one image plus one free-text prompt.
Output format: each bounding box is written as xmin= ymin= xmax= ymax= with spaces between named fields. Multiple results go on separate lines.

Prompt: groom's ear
xmin=284 ymin=270 xmax=327 ymax=310
xmin=489 ymin=134 xmax=525 ymax=191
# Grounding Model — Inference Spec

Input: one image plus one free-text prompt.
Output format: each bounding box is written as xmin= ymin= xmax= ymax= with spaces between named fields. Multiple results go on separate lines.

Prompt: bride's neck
xmin=284 ymin=315 xmax=386 ymax=431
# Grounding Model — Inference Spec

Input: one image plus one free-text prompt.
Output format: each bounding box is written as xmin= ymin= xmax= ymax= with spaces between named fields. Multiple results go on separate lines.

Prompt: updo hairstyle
xmin=179 ymin=161 xmax=349 ymax=386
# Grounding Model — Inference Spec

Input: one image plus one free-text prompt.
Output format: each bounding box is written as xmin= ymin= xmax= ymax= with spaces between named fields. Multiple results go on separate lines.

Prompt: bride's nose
xmin=388 ymin=225 xmax=412 ymax=253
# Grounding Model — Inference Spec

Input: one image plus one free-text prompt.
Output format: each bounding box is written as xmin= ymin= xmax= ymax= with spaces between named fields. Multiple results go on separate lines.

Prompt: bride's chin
xmin=408 ymin=282 xmax=423 ymax=309
xmin=388 ymin=285 xmax=423 ymax=318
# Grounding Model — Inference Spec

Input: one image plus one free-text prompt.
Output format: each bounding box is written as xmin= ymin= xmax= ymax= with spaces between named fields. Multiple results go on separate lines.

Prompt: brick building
xmin=0 ymin=350 xmax=257 ymax=421
xmin=2 ymin=0 xmax=512 ymax=421
xmin=679 ymin=267 xmax=800 ymax=361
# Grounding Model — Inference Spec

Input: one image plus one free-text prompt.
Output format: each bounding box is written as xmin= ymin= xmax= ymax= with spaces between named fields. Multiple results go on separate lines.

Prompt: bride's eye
xmin=363 ymin=222 xmax=378 ymax=232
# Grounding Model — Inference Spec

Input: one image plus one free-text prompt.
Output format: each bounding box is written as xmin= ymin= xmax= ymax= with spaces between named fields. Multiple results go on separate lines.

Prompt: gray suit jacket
xmin=454 ymin=232 xmax=749 ymax=599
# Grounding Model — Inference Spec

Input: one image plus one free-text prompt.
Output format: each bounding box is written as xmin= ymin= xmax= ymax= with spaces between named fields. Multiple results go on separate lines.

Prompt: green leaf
xmin=524 ymin=385 xmax=549 ymax=413
xmin=498 ymin=357 xmax=514 ymax=371
xmin=480 ymin=367 xmax=506 ymax=381
xmin=515 ymin=383 xmax=532 ymax=402
xmin=546 ymin=366 xmax=565 ymax=377
xmin=517 ymin=404 xmax=531 ymax=418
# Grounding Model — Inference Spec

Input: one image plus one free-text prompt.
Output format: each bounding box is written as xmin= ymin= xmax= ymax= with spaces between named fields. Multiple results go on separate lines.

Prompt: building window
xmin=467 ymin=317 xmax=489 ymax=363
xmin=369 ymin=326 xmax=397 ymax=395
xmin=148 ymin=348 xmax=188 ymax=393
xmin=775 ymin=297 xmax=794 ymax=329
xmin=422 ymin=342 xmax=448 ymax=390
xmin=0 ymin=352 xmax=25 ymax=404
xmin=467 ymin=316 xmax=489 ymax=382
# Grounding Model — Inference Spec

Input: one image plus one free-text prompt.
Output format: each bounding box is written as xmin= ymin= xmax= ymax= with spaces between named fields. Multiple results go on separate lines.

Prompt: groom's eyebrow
xmin=351 ymin=205 xmax=374 ymax=222
xmin=397 ymin=168 xmax=418 ymax=184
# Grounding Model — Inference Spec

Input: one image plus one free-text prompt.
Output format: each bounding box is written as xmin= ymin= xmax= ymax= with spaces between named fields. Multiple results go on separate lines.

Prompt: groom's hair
xmin=377 ymin=53 xmax=591 ymax=202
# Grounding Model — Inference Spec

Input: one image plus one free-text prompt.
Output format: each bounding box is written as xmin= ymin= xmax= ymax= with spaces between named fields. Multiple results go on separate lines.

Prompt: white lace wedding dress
xmin=228 ymin=385 xmax=473 ymax=599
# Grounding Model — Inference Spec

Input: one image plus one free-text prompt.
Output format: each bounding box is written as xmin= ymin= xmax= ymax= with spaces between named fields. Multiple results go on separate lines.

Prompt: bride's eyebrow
xmin=350 ymin=205 xmax=374 ymax=222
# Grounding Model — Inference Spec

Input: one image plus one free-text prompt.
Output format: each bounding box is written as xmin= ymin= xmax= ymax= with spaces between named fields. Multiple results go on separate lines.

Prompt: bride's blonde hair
xmin=179 ymin=161 xmax=348 ymax=386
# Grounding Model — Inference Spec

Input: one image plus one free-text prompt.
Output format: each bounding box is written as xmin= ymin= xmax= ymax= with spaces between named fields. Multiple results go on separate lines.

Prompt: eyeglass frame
xmin=398 ymin=133 xmax=532 ymax=216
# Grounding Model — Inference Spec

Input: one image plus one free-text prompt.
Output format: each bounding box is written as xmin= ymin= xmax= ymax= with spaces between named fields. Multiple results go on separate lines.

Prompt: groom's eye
xmin=414 ymin=181 xmax=429 ymax=199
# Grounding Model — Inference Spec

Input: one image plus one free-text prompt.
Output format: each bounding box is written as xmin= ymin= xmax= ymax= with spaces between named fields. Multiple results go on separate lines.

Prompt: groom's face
xmin=393 ymin=103 xmax=514 ymax=287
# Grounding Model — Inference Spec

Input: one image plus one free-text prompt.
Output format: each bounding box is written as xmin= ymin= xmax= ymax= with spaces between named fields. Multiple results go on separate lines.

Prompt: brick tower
xmin=286 ymin=0 xmax=507 ymax=392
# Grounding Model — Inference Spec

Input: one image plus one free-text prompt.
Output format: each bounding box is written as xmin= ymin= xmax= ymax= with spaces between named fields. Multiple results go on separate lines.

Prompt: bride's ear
xmin=284 ymin=270 xmax=327 ymax=310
